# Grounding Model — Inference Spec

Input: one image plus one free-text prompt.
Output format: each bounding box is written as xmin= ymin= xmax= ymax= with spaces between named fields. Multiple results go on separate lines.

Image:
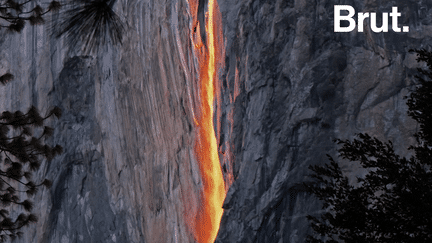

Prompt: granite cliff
xmin=1 ymin=0 xmax=203 ymax=242
xmin=0 ymin=0 xmax=429 ymax=242
xmin=216 ymin=0 xmax=429 ymax=242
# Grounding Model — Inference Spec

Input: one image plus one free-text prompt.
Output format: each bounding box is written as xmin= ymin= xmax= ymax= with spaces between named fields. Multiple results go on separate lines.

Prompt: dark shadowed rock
xmin=0 ymin=0 xmax=429 ymax=242
xmin=216 ymin=0 xmax=427 ymax=242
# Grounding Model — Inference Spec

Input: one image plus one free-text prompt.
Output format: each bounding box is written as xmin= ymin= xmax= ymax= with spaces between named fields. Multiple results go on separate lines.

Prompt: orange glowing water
xmin=192 ymin=0 xmax=225 ymax=242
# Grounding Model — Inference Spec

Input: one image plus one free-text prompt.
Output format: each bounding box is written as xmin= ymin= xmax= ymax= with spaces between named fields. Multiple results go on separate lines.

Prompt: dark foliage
xmin=0 ymin=104 xmax=62 ymax=241
xmin=305 ymin=50 xmax=432 ymax=243
xmin=0 ymin=0 xmax=124 ymax=54
xmin=0 ymin=4 xmax=63 ymax=238
xmin=52 ymin=0 xmax=124 ymax=54
xmin=306 ymin=135 xmax=432 ymax=242
xmin=0 ymin=0 xmax=60 ymax=33
xmin=406 ymin=49 xmax=432 ymax=148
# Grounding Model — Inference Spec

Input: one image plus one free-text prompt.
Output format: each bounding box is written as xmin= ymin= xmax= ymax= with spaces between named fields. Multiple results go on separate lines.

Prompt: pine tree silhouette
xmin=0 ymin=1 xmax=64 ymax=241
xmin=305 ymin=50 xmax=432 ymax=243
xmin=52 ymin=0 xmax=124 ymax=54
xmin=0 ymin=0 xmax=60 ymax=32
xmin=0 ymin=105 xmax=62 ymax=241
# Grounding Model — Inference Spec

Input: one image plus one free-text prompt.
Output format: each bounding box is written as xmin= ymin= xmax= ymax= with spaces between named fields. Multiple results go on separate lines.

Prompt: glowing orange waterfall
xmin=191 ymin=0 xmax=225 ymax=242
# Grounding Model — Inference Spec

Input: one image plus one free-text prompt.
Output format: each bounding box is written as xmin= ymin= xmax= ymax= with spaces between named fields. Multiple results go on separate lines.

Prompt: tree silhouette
xmin=0 ymin=0 xmax=61 ymax=86
xmin=0 ymin=1 xmax=64 ymax=241
xmin=305 ymin=50 xmax=432 ymax=243
xmin=0 ymin=105 xmax=62 ymax=241
xmin=52 ymin=0 xmax=124 ymax=54
xmin=0 ymin=0 xmax=124 ymax=241
xmin=0 ymin=0 xmax=124 ymax=54
xmin=0 ymin=0 xmax=60 ymax=32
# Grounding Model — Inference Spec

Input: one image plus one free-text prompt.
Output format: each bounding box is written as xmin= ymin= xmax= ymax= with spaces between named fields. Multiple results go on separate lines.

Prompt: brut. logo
xmin=334 ymin=5 xmax=409 ymax=33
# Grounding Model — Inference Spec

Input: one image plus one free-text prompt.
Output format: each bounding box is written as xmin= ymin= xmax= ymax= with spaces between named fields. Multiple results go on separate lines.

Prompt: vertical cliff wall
xmin=216 ymin=0 xmax=430 ymax=242
xmin=0 ymin=0 xmax=431 ymax=242
xmin=0 ymin=0 xmax=211 ymax=242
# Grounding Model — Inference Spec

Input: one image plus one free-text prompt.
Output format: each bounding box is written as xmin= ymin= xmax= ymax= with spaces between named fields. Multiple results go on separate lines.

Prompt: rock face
xmin=1 ymin=0 xmax=203 ymax=242
xmin=0 ymin=0 xmax=430 ymax=242
xmin=215 ymin=0 xmax=430 ymax=242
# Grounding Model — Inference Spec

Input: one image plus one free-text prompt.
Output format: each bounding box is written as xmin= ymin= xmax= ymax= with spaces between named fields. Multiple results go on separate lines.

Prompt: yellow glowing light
xmin=192 ymin=0 xmax=225 ymax=242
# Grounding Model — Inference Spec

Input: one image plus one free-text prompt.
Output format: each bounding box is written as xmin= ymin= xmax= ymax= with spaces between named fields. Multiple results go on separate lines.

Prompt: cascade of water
xmin=189 ymin=0 xmax=225 ymax=242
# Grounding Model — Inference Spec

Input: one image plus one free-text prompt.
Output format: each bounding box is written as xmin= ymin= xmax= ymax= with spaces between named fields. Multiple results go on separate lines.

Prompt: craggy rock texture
xmin=0 ymin=0 xmax=431 ymax=242
xmin=0 ymin=0 xmax=205 ymax=242
xmin=216 ymin=0 xmax=430 ymax=242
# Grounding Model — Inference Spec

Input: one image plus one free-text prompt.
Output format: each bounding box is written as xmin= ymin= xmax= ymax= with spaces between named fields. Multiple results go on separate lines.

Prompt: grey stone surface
xmin=0 ymin=0 xmax=202 ymax=242
xmin=216 ymin=0 xmax=427 ymax=242
xmin=0 ymin=0 xmax=429 ymax=242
